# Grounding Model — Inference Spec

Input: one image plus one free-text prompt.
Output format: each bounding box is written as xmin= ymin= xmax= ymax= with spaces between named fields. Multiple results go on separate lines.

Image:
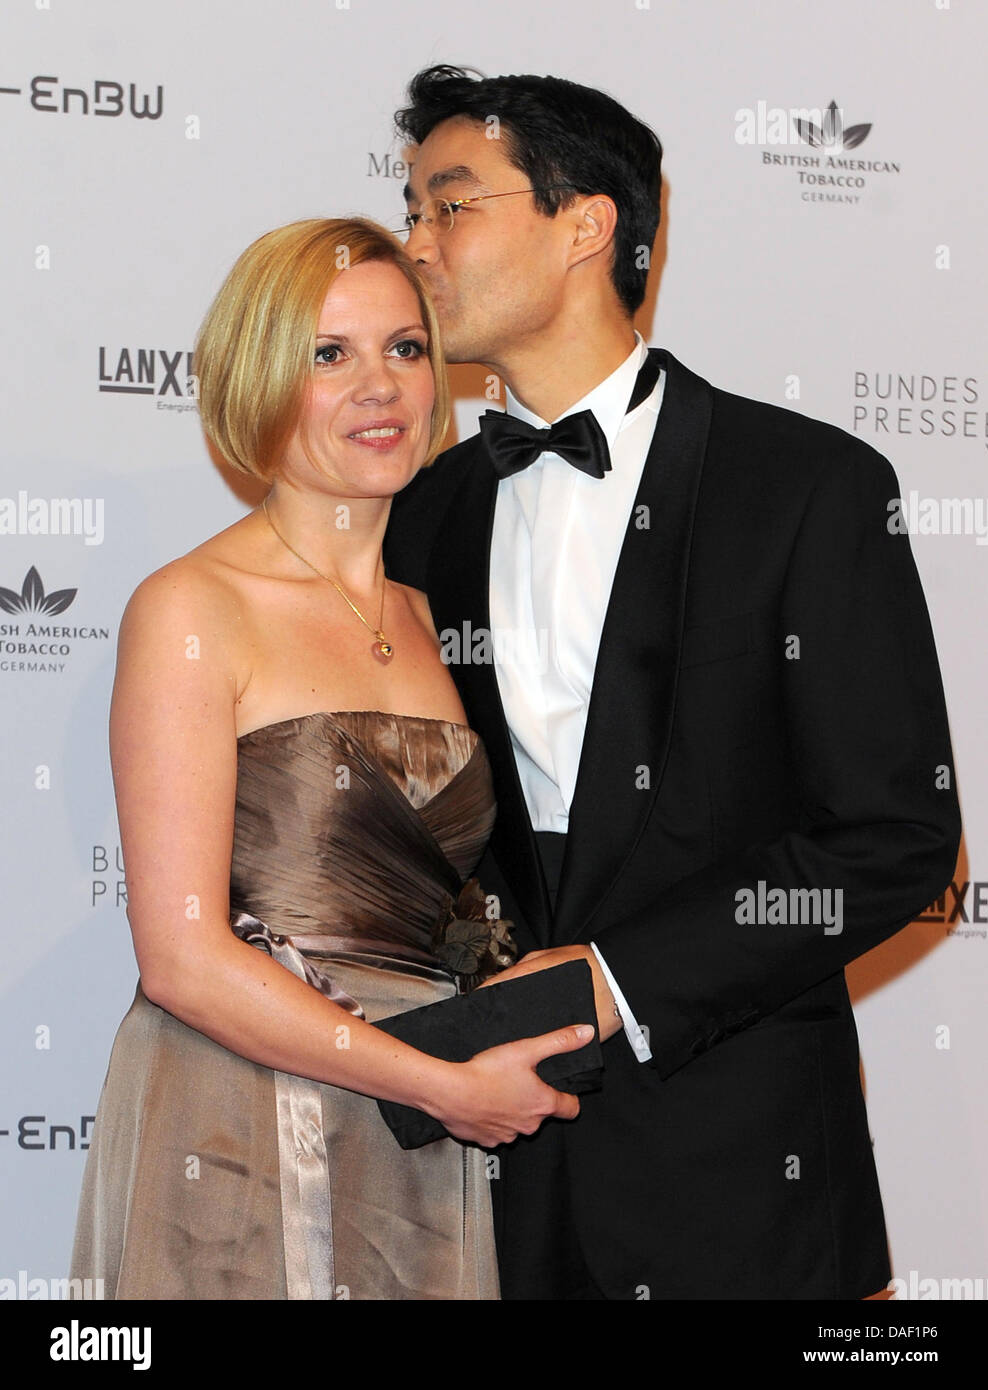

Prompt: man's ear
xmin=566 ymin=194 xmax=619 ymax=270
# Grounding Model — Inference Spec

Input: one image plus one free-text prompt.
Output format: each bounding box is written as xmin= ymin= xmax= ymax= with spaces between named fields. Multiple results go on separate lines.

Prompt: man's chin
xmin=437 ymin=326 xmax=491 ymax=367
xmin=431 ymin=311 xmax=478 ymax=365
xmin=437 ymin=337 xmax=477 ymax=367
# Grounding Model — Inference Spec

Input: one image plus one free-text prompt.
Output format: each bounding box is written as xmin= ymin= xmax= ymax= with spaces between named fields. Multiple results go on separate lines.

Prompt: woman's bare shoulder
xmin=114 ymin=543 xmax=259 ymax=712
xmin=110 ymin=546 xmax=255 ymax=754
xmin=121 ymin=514 xmax=264 ymax=632
xmin=122 ymin=551 xmax=244 ymax=634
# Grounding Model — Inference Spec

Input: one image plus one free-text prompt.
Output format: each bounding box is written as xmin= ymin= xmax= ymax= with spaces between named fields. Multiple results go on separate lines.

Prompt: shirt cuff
xmin=589 ymin=941 xmax=652 ymax=1062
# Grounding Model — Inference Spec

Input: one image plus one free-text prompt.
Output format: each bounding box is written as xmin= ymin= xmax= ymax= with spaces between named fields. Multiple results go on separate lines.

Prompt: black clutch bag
xmin=373 ymin=960 xmax=604 ymax=1149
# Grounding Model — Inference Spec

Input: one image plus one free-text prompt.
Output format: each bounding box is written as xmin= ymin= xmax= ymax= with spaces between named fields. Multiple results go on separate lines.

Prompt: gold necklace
xmin=261 ymin=497 xmax=394 ymax=662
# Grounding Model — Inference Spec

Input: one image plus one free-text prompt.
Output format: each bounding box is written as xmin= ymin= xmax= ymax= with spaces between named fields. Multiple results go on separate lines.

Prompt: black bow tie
xmin=480 ymin=352 xmax=661 ymax=481
xmin=480 ymin=408 xmax=609 ymax=479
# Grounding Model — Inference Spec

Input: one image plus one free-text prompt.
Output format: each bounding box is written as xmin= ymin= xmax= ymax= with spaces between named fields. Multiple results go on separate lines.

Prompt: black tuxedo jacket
xmin=384 ymin=349 xmax=961 ymax=1299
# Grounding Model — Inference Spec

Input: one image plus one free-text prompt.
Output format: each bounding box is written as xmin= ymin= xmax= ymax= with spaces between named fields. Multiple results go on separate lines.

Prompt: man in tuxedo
xmin=383 ymin=65 xmax=960 ymax=1299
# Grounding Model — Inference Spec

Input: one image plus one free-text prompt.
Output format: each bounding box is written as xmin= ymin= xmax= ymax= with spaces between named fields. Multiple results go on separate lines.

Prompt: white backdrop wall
xmin=1 ymin=0 xmax=984 ymax=1298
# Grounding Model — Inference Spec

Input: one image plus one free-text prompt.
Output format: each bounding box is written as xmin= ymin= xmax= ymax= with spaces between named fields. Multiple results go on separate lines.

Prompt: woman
xmin=69 ymin=218 xmax=612 ymax=1300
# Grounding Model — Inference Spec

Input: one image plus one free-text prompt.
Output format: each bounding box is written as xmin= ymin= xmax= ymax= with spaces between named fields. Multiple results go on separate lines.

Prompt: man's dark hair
xmin=395 ymin=65 xmax=662 ymax=316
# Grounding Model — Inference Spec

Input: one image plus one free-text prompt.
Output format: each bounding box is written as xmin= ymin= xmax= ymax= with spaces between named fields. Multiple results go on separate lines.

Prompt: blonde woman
xmin=69 ymin=219 xmax=608 ymax=1300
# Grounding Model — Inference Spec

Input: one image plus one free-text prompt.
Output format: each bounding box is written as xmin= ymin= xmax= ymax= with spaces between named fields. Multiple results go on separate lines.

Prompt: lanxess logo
xmin=98 ymin=346 xmax=198 ymax=412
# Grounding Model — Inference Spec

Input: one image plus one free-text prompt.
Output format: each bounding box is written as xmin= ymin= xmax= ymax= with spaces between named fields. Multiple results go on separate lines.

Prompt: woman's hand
xmin=108 ymin=559 xmax=548 ymax=1118
xmin=478 ymin=945 xmax=624 ymax=1042
xmin=424 ymin=1025 xmax=594 ymax=1148
xmin=108 ymin=560 xmax=615 ymax=1121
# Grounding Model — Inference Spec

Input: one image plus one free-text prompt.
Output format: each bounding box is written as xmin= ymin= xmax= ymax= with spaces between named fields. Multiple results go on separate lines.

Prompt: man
xmin=383 ymin=65 xmax=960 ymax=1300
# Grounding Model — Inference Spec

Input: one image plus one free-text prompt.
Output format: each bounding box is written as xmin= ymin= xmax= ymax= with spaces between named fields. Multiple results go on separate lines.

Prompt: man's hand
xmin=428 ymin=1025 xmax=593 ymax=1148
xmin=478 ymin=945 xmax=623 ymax=1041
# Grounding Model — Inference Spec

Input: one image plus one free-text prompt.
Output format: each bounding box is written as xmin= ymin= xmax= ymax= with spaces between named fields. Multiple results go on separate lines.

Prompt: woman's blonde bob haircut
xmin=194 ymin=217 xmax=450 ymax=482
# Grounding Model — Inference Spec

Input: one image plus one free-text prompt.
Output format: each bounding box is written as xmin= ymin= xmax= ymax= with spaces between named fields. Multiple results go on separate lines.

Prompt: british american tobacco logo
xmin=793 ymin=100 xmax=871 ymax=151
xmin=0 ymin=568 xmax=110 ymax=675
xmin=0 ymin=566 xmax=76 ymax=616
xmin=735 ymin=98 xmax=900 ymax=206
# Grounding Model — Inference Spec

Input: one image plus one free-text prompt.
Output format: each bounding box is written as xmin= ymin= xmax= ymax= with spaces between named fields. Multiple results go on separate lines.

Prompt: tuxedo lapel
xmin=551 ymin=349 xmax=714 ymax=944
xmin=423 ymin=443 xmax=554 ymax=944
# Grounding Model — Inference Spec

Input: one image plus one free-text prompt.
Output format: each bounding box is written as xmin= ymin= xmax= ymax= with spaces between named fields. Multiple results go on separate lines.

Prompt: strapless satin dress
xmin=69 ymin=711 xmax=500 ymax=1300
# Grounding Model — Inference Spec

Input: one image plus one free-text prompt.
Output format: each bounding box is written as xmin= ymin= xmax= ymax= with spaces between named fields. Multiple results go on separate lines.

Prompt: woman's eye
xmin=315 ymin=344 xmax=343 ymax=365
xmin=389 ymin=339 xmax=427 ymax=359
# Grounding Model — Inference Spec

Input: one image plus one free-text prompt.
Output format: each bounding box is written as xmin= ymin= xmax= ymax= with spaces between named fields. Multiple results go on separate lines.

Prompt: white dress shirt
xmin=489 ymin=332 xmax=663 ymax=1062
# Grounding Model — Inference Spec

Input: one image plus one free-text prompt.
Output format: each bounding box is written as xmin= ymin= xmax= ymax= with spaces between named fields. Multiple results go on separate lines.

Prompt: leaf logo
xmin=795 ymin=100 xmax=871 ymax=151
xmin=0 ymin=566 xmax=77 ymax=615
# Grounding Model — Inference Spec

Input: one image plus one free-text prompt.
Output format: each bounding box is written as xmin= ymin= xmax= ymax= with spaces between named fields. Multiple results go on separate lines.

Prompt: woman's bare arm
xmin=109 ymin=560 xmax=589 ymax=1147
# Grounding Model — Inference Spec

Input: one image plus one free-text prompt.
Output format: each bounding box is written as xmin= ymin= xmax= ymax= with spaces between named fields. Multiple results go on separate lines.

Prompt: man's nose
xmin=405 ymin=218 xmax=439 ymax=266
